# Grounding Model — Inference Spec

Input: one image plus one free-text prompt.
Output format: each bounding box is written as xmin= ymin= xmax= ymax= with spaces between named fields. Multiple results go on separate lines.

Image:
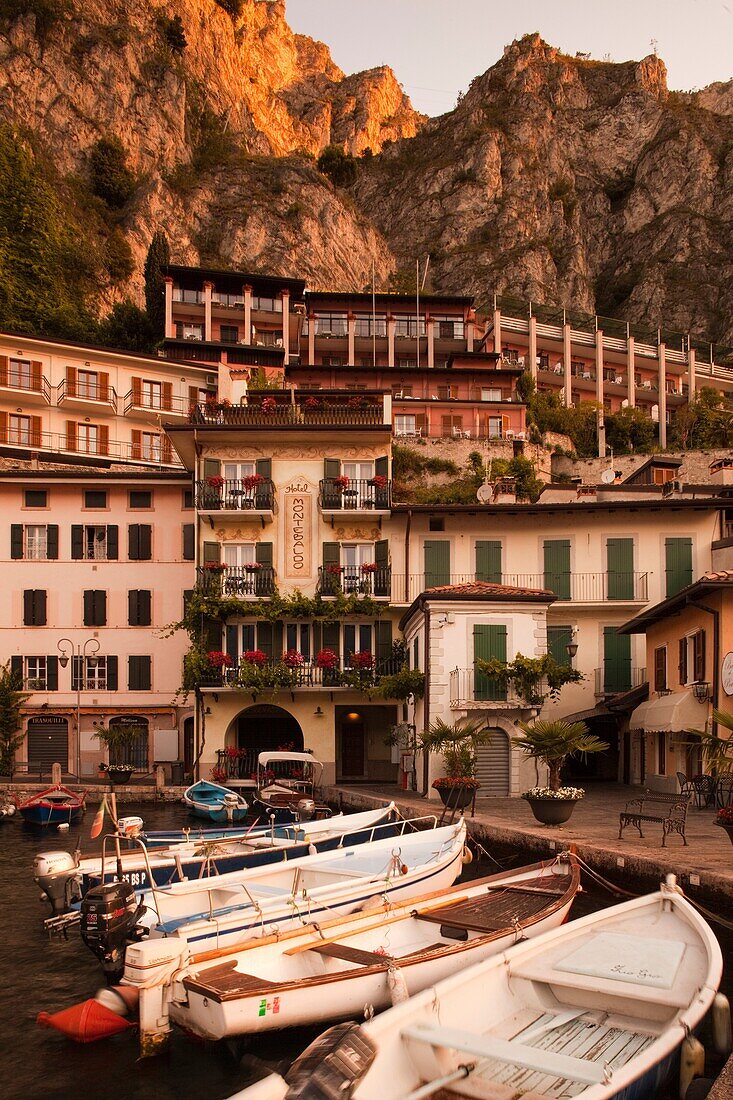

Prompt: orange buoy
xmin=37 ymin=998 xmax=133 ymax=1043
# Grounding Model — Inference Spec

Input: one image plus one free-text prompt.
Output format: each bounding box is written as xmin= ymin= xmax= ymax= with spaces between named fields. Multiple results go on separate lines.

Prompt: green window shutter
xmin=10 ymin=655 xmax=23 ymax=683
xmin=255 ymin=458 xmax=272 ymax=479
xmin=139 ymin=590 xmax=151 ymax=626
xmin=71 ymin=525 xmax=83 ymax=559
xmin=606 ymin=538 xmax=634 ymax=600
xmin=603 ymin=628 xmax=631 ymax=693
xmin=129 ymin=656 xmax=151 ymax=691
xmin=106 ymin=656 xmax=118 ymax=691
xmin=665 ymin=538 xmax=693 ymax=597
xmin=424 ymin=540 xmax=450 ymax=588
xmin=312 ymin=622 xmax=322 ymax=655
xmin=375 ymin=455 xmax=389 ymax=478
xmin=255 ymin=542 xmax=273 ymax=567
xmin=255 ymin=542 xmax=274 ymax=594
xmin=203 ymin=541 xmax=220 ymax=564
xmin=46 ymin=655 xmax=58 ymax=691
xmin=543 ymin=539 xmax=570 ymax=600
xmin=23 ymin=591 xmax=33 ymax=626
xmin=204 ymin=619 xmax=221 ymax=651
xmin=322 ymin=621 xmax=340 ymax=652
xmin=35 ymin=590 xmax=47 ymax=626
xmin=473 ymin=624 xmax=507 ymax=700
xmin=547 ymin=626 xmax=573 ymax=667
xmin=128 ymin=590 xmax=138 ymax=626
xmin=96 ymin=591 xmax=107 ymax=626
xmin=203 ymin=459 xmax=220 ymax=478
xmin=106 ymin=525 xmax=118 ymax=560
xmin=226 ymin=625 xmax=239 ymax=664
xmin=322 ymin=542 xmax=340 ymax=576
xmin=375 ymin=620 xmax=393 ymax=668
xmin=374 ymin=539 xmax=389 ymax=596
xmin=678 ymin=636 xmax=688 ymax=686
xmin=324 ymin=458 xmax=340 ymax=479
xmin=11 ymin=524 xmax=23 ymax=559
xmin=83 ymin=590 xmax=94 ymax=627
xmin=46 ymin=525 xmax=59 ymax=560
xmin=257 ymin=622 xmax=274 ymax=660
xmin=475 ymin=540 xmax=502 ymax=583
xmin=183 ymin=524 xmax=195 ymax=561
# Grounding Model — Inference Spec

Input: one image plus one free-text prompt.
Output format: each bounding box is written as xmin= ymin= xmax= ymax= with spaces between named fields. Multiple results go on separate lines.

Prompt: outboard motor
xmin=284 ymin=1023 xmax=376 ymax=1099
xmin=116 ymin=816 xmax=144 ymax=839
xmin=223 ymin=792 xmax=239 ymax=823
xmin=80 ymin=880 xmax=146 ymax=983
xmin=33 ymin=850 xmax=80 ymax=914
xmin=296 ymin=798 xmax=315 ymax=822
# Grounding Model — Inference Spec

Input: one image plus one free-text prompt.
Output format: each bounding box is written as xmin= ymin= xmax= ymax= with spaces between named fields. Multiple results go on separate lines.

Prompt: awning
xmin=628 ymin=690 xmax=707 ymax=733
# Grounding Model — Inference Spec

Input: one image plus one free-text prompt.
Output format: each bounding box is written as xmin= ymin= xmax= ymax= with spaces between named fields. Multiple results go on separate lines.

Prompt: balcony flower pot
xmin=522 ymin=787 xmax=584 ymax=825
xmin=715 ymin=807 xmax=733 ymax=845
xmin=432 ymin=778 xmax=480 ymax=810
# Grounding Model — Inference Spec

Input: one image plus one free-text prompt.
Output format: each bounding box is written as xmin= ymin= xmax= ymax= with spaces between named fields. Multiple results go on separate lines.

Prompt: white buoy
xmin=712 ymin=992 xmax=732 ymax=1055
xmin=388 ymin=965 xmax=409 ymax=1005
xmin=679 ymin=1034 xmax=705 ymax=1099
xmin=57 ymin=822 xmax=70 ymax=833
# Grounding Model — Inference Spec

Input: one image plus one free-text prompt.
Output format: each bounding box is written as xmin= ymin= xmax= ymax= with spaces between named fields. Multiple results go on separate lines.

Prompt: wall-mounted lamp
xmin=565 ymin=627 xmax=578 ymax=661
xmin=314 ymin=706 xmax=324 ymax=717
xmin=693 ymin=681 xmax=710 ymax=703
xmin=204 ymin=706 xmax=212 ymax=715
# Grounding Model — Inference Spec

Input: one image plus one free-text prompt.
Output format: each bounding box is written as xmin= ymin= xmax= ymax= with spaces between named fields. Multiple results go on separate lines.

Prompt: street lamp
xmin=57 ymin=637 xmax=101 ymax=779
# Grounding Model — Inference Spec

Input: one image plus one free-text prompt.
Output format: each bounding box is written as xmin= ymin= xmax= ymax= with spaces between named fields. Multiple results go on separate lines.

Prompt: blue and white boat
xmin=247 ymin=876 xmax=722 ymax=1100
xmin=183 ymin=779 xmax=248 ymax=823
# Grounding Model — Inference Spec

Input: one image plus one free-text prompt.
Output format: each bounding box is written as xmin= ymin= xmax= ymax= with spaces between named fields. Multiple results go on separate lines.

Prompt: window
xmin=71 ymin=524 xmax=118 ymax=561
xmin=657 ymin=732 xmax=667 ymax=776
xmin=543 ymin=539 xmax=571 ymax=600
xmin=315 ymin=313 xmax=347 ymax=336
xmin=692 ymin=630 xmax=706 ymax=683
xmin=429 ymin=518 xmax=445 ymax=532
xmin=394 ymin=414 xmax=416 ymax=435
xmin=84 ymin=490 xmax=107 ymax=509
xmin=395 ymin=317 xmax=426 ymax=338
xmin=8 ymin=358 xmax=32 ymax=388
xmin=72 ymin=656 xmax=114 ymax=691
xmin=214 ymin=291 xmax=244 ymax=308
xmin=220 ymin=324 xmax=239 ymax=344
xmin=128 ymin=590 xmax=152 ymax=627
xmin=252 ymin=295 xmax=282 ymax=313
xmin=141 ymin=432 xmax=163 ymax=461
xmin=475 ymin=540 xmax=502 ymax=583
xmin=223 ymin=543 xmax=256 ymax=568
xmin=285 ymin=623 xmax=312 ymax=661
xmin=341 ymin=543 xmax=374 ymax=593
xmin=83 ymin=590 xmax=107 ymax=627
xmin=222 ymin=461 xmax=256 ymax=481
xmin=175 ymin=322 xmax=205 ymax=341
xmin=437 ymin=386 xmax=458 ymax=400
xmin=397 ymin=357 xmax=418 ymax=369
xmin=77 ymin=423 xmax=99 ymax=454
xmin=108 ymin=716 xmax=148 ymax=768
xmin=86 ymin=526 xmax=108 ymax=559
xmin=392 ymin=385 xmax=413 ymax=398
xmin=183 ymin=488 xmax=194 ymax=509
xmin=538 ymin=353 xmax=549 ymax=370
xmin=128 ymin=656 xmax=151 ymax=691
xmin=502 ymin=347 xmax=520 ymax=363
xmin=481 ymin=388 xmax=503 ymax=402
xmin=654 ymin=646 xmax=667 ymax=692
xmin=441 ymin=414 xmax=463 ymax=437
xmin=603 ymin=627 xmax=631 ymax=693
xmin=25 ymin=489 xmax=47 ymax=508
xmin=487 ymin=416 xmax=503 ymax=439
xmin=128 ymin=524 xmax=152 ymax=561
xmin=11 ymin=523 xmax=57 ymax=560
xmin=343 ymin=623 xmax=373 ymax=664
xmin=183 ymin=524 xmax=195 ymax=561
xmin=25 ymin=656 xmax=47 ymax=690
xmin=129 ymin=490 xmax=152 ymax=509
xmin=322 ymin=355 xmax=345 ymax=367
xmin=342 ymin=461 xmax=374 ymax=483
xmin=8 ymin=414 xmax=32 ymax=444
xmin=25 ymin=525 xmax=48 ymax=560
xmin=23 ymin=590 xmax=47 ymax=626
xmin=354 ymin=316 xmax=386 ymax=338
xmin=606 ymin=538 xmax=635 ymax=600
xmin=76 ymin=369 xmax=98 ymax=399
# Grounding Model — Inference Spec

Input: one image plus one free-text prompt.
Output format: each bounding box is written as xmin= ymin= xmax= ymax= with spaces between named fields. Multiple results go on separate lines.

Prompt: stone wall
xmin=552 ymin=448 xmax=733 ymax=485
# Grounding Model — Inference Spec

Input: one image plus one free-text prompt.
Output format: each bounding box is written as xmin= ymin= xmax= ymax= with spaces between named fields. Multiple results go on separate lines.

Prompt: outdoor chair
xmin=676 ymin=771 xmax=694 ymax=800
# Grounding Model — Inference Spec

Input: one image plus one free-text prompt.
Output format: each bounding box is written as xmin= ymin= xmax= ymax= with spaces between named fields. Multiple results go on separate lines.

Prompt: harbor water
xmin=0 ymin=801 xmax=729 ymax=1099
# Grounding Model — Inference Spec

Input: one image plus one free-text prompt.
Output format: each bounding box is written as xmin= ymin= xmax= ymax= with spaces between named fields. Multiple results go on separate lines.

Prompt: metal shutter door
xmin=27 ymin=721 xmax=68 ymax=771
xmin=475 ymin=730 xmax=510 ymax=796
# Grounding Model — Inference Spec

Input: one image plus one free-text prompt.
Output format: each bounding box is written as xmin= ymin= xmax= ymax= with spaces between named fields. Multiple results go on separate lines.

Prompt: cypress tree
xmin=144 ymin=230 xmax=170 ymax=339
xmin=0 ymin=662 xmax=28 ymax=776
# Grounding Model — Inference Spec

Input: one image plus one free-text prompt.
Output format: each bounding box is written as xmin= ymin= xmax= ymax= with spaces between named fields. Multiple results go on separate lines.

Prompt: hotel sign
xmin=284 ymin=479 xmax=312 ymax=579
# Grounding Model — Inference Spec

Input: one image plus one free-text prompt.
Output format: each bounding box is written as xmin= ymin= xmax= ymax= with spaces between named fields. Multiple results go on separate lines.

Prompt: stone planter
xmin=714 ymin=819 xmax=733 ymax=846
xmin=106 ymin=766 xmax=133 ymax=786
xmin=525 ymin=796 xmax=579 ymax=826
xmin=435 ymin=783 xmax=479 ymax=811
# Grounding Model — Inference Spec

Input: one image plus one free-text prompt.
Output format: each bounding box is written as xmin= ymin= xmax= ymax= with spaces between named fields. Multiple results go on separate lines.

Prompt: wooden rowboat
xmin=160 ymin=856 xmax=579 ymax=1044
xmin=17 ymin=785 xmax=86 ymax=826
xmin=183 ymin=780 xmax=248 ymax=823
xmin=246 ymin=876 xmax=721 ymax=1100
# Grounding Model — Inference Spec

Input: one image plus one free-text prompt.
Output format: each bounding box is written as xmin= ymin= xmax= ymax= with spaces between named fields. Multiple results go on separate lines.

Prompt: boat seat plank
xmin=308 ymin=942 xmax=394 ymax=967
xmin=401 ymin=1025 xmax=608 ymax=1085
xmin=510 ymin=961 xmax=691 ymax=1008
xmin=416 ymin=884 xmax=568 ymax=934
xmin=184 ymin=964 xmax=280 ymax=1001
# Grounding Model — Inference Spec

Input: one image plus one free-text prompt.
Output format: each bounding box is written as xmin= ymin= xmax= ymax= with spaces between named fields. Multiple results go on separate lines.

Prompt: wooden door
xmin=339 ymin=721 xmax=365 ymax=778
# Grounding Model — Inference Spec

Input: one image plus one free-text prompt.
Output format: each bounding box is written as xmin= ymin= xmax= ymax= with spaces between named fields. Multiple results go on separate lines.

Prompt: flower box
xmin=316 ymin=648 xmax=339 ymax=670
xmin=360 ymin=562 xmax=377 ymax=574
xmin=350 ymin=650 xmax=374 ymax=670
xmin=243 ymin=474 xmax=265 ymax=491
xmin=207 ymin=650 xmax=233 ymax=669
xmin=204 ymin=562 xmax=226 ymax=572
xmin=206 ymin=475 xmax=225 ymax=488
xmin=244 ymin=562 xmax=262 ymax=572
xmin=243 ymin=649 xmax=268 ymax=667
xmin=333 ymin=475 xmax=350 ymax=490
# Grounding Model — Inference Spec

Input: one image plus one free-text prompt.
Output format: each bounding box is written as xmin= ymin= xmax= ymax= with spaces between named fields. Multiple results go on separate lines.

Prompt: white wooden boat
xmin=134 ymin=818 xmax=466 ymax=954
xmin=245 ymin=876 xmax=721 ymax=1100
xmin=143 ymin=856 xmax=579 ymax=1047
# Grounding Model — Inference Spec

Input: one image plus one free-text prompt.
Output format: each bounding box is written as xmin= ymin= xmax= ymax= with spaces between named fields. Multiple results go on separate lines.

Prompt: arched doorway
xmin=475 ymin=728 xmax=511 ymax=796
xmin=235 ymin=704 xmax=304 ymax=774
xmin=108 ymin=716 xmax=149 ymax=770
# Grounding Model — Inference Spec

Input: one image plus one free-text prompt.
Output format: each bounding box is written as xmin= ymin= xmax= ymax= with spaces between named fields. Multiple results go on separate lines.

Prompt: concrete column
xmin=164 ymin=277 xmax=174 ymax=339
xmin=493 ymin=308 xmax=502 ymax=354
xmin=281 ymin=289 xmax=290 ymax=359
xmin=203 ymin=281 xmax=214 ymax=342
xmin=528 ymin=315 xmax=538 ymax=381
xmin=426 ymin=314 xmax=434 ymax=369
xmin=308 ymin=314 xmax=316 ymax=366
xmin=466 ymin=309 xmax=475 ymax=352
xmin=563 ymin=323 xmax=572 ymax=406
xmin=627 ymin=336 xmax=636 ymax=408
xmin=595 ymin=329 xmax=604 ymax=409
xmin=243 ymin=284 xmax=252 ymax=345
xmin=688 ymin=346 xmax=696 ymax=401
xmin=347 ymin=312 xmax=355 ymax=366
xmin=658 ymin=342 xmax=667 ymax=448
xmin=387 ymin=314 xmax=396 ymax=368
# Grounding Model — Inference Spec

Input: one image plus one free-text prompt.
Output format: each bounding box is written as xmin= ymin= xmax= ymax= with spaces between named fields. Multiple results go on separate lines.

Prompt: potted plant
xmin=93 ymin=722 xmax=146 ymax=785
xmin=333 ymin=475 xmax=350 ymax=491
xmin=419 ymin=718 xmax=492 ymax=811
xmin=714 ymin=804 xmax=733 ymax=846
xmin=512 ymin=719 xmax=608 ymax=825
xmin=243 ymin=649 xmax=269 ymax=668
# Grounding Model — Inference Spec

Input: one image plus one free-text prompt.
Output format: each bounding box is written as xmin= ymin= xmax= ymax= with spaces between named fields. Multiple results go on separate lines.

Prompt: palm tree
xmin=512 ymin=719 xmax=608 ymax=793
xmin=418 ymin=718 xmax=492 ymax=781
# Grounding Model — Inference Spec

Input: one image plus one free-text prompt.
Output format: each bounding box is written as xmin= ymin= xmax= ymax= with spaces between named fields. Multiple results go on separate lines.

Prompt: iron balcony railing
xmin=57 ymin=378 xmax=117 ymax=409
xmin=0 ymin=373 xmax=52 ymax=402
xmin=0 ymin=427 xmax=182 ymax=466
xmin=389 ymin=572 xmax=649 ymax=604
xmin=449 ymin=668 xmax=547 ymax=709
xmin=316 ymin=565 xmax=391 ymax=598
xmin=319 ymin=478 xmax=391 ymax=511
xmin=201 ymin=655 xmax=405 ymax=691
xmin=594 ymin=666 xmax=647 ymax=696
xmin=124 ymin=390 xmax=190 ymax=416
xmin=196 ymin=565 xmax=276 ymax=597
xmin=196 ymin=477 xmax=275 ymax=512
xmin=189 ymin=397 xmax=387 ymax=427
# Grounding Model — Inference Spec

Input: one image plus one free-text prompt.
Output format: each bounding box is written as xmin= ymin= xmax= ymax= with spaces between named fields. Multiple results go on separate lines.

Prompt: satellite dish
xmin=476 ymin=482 xmax=493 ymax=503
xmin=601 ymin=469 xmax=615 ymax=484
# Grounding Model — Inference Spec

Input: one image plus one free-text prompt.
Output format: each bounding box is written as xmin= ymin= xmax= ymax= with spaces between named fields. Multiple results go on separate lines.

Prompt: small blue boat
xmin=183 ymin=780 xmax=248 ymax=823
xmin=17 ymin=784 xmax=86 ymax=826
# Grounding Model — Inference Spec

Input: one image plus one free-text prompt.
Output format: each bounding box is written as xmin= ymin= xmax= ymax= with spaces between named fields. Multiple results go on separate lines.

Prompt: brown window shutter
xmin=678 ymin=637 xmax=687 ymax=685
xmin=0 ymin=410 xmax=7 ymax=442
xmin=98 ymin=425 xmax=109 ymax=455
xmin=441 ymin=415 xmax=452 ymax=436
xmin=66 ymin=420 xmax=77 ymax=451
xmin=654 ymin=646 xmax=667 ymax=691
xmin=98 ymin=372 xmax=109 ymax=403
xmin=188 ymin=385 xmax=199 ymax=408
xmin=132 ymin=376 xmax=142 ymax=406
xmin=415 ymin=413 xmax=427 ymax=432
xmin=694 ymin=630 xmax=706 ymax=682
xmin=131 ymin=429 xmax=141 ymax=460
xmin=31 ymin=361 xmax=42 ymax=391
xmin=0 ymin=355 xmax=7 ymax=386
xmin=161 ymin=436 xmax=172 ymax=464
xmin=30 ymin=416 xmax=42 ymax=447
xmin=162 ymin=381 xmax=173 ymax=411
xmin=502 ymin=414 xmax=510 ymax=433
xmin=66 ymin=365 xmax=77 ymax=397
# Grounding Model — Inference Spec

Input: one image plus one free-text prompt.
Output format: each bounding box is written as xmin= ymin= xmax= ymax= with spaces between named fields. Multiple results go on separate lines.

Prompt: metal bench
xmin=618 ymin=790 xmax=690 ymax=847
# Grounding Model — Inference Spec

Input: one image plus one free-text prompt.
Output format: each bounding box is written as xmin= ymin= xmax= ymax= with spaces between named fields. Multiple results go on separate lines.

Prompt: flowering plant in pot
xmin=368 ymin=474 xmax=388 ymax=488
xmin=419 ymin=718 xmax=492 ymax=811
xmin=261 ymin=396 xmax=277 ymax=415
xmin=243 ymin=649 xmax=268 ymax=668
xmin=316 ymin=648 xmax=339 ymax=670
xmin=350 ymin=650 xmax=374 ymax=671
xmin=512 ymin=718 xmax=608 ymax=825
xmin=283 ymin=649 xmax=305 ymax=669
xmin=244 ymin=561 xmax=262 ymax=573
xmin=360 ymin=562 xmax=377 ymax=574
xmin=93 ymin=723 xmax=145 ymax=785
xmin=333 ymin=475 xmax=350 ymax=491
xmin=206 ymin=475 xmax=225 ymax=488
xmin=243 ymin=473 xmax=264 ymax=491
xmin=327 ymin=563 xmax=344 ymax=576
xmin=714 ymin=803 xmax=733 ymax=845
xmin=207 ymin=650 xmax=232 ymax=669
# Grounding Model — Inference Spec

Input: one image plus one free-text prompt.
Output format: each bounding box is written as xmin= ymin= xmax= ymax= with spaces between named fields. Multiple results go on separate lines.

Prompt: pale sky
xmin=287 ymin=0 xmax=733 ymax=116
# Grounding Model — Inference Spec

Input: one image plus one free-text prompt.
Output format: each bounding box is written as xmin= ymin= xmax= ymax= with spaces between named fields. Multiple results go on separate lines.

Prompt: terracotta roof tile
xmin=700 ymin=569 xmax=733 ymax=583
xmin=422 ymin=581 xmax=553 ymax=599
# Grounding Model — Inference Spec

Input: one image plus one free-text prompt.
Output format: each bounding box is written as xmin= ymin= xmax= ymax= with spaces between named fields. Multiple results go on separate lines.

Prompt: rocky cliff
xmin=2 ymin=6 xmax=733 ymax=347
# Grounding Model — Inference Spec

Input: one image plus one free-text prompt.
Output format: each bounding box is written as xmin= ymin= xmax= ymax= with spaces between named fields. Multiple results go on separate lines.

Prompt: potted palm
xmin=419 ymin=718 xmax=492 ymax=812
xmin=512 ymin=718 xmax=608 ymax=825
xmin=93 ymin=722 xmax=144 ymax=785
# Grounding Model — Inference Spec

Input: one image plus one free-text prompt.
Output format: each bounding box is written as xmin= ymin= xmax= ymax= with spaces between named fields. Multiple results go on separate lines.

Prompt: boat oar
xmin=402 ymin=1060 xmax=488 ymax=1100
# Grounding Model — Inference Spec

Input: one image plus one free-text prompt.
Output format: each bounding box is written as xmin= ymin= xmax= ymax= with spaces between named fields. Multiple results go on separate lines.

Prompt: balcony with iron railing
xmin=594 ymin=666 xmax=647 ymax=696
xmin=196 ymin=477 xmax=275 ymax=517
xmin=319 ymin=477 xmax=391 ymax=514
xmin=196 ymin=564 xmax=276 ymax=597
xmin=189 ymin=392 xmax=389 ymax=429
xmin=0 ymin=428 xmax=183 ymax=466
xmin=316 ymin=565 xmax=391 ymax=599
xmin=124 ymin=390 xmax=190 ymax=419
xmin=449 ymin=668 xmax=547 ymax=709
xmin=0 ymin=372 xmax=51 ymax=404
xmin=388 ymin=571 xmax=649 ymax=605
xmin=57 ymin=378 xmax=117 ymax=411
xmin=200 ymin=655 xmax=405 ymax=691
